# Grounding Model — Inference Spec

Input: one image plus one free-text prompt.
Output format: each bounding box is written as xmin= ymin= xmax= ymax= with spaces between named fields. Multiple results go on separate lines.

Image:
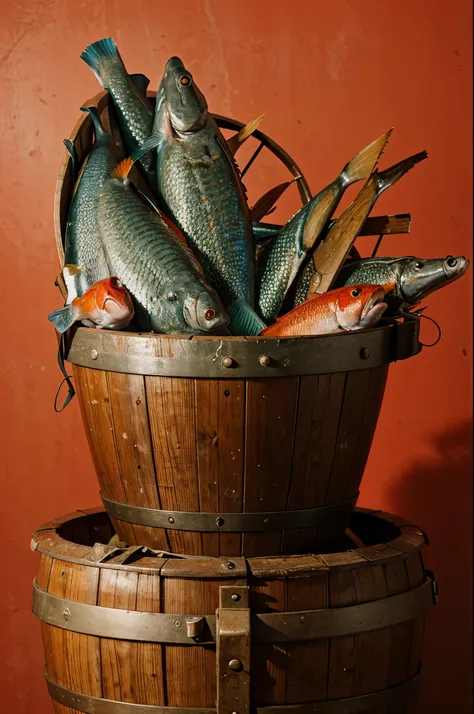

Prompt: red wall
xmin=0 ymin=1 xmax=471 ymax=712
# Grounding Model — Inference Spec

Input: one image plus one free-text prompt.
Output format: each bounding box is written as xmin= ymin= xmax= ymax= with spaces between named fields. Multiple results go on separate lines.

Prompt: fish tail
xmin=80 ymin=105 xmax=107 ymax=139
xmin=376 ymin=150 xmax=428 ymax=196
xmin=47 ymin=305 xmax=76 ymax=333
xmin=341 ymin=129 xmax=393 ymax=186
xmin=130 ymin=132 xmax=163 ymax=162
xmin=228 ymin=300 xmax=267 ymax=336
xmin=80 ymin=38 xmax=124 ymax=87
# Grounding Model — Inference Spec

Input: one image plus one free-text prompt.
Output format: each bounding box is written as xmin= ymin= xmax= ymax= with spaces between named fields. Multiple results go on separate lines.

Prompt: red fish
xmin=48 ymin=276 xmax=134 ymax=333
xmin=260 ymin=284 xmax=388 ymax=337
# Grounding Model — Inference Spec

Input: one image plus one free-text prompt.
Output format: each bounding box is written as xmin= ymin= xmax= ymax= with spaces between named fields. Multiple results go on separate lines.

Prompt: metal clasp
xmin=216 ymin=586 xmax=250 ymax=714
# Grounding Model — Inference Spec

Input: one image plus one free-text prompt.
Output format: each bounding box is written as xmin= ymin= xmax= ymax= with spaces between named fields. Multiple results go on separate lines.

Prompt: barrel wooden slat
xmin=351 ymin=565 xmax=391 ymax=696
xmin=195 ymin=379 xmax=245 ymax=557
xmin=242 ymin=378 xmax=299 ymax=556
xmin=326 ymin=568 xmax=359 ymax=698
xmin=136 ymin=572 xmax=167 ymax=705
xmin=285 ymin=573 xmax=329 ymax=703
xmin=145 ymin=376 xmax=202 ymax=555
xmin=406 ymin=553 xmax=426 ymax=680
xmin=107 ymin=371 xmax=169 ymax=551
xmin=73 ymin=367 xmax=136 ymax=544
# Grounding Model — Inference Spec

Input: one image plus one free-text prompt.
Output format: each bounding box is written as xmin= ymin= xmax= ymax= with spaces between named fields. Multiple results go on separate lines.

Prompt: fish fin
xmin=301 ymin=183 xmax=340 ymax=251
xmin=130 ymin=132 xmax=163 ymax=162
xmin=63 ymin=264 xmax=84 ymax=303
xmin=47 ymin=305 xmax=76 ymax=333
xmin=80 ymin=38 xmax=123 ymax=86
xmin=376 ymin=150 xmax=428 ymax=196
xmin=63 ymin=139 xmax=79 ymax=180
xmin=251 ymin=176 xmax=301 ymax=222
xmin=112 ymin=157 xmax=134 ymax=181
xmin=341 ymin=129 xmax=393 ymax=186
xmin=80 ymin=105 xmax=107 ymax=139
xmin=252 ymin=222 xmax=282 ymax=242
xmin=381 ymin=281 xmax=397 ymax=294
xmin=228 ymin=301 xmax=267 ymax=336
xmin=226 ymin=114 xmax=265 ymax=157
xmin=130 ymin=72 xmax=150 ymax=96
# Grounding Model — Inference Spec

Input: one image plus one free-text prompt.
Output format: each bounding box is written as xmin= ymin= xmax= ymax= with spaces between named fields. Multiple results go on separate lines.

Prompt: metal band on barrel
xmin=100 ymin=493 xmax=359 ymax=532
xmin=64 ymin=316 xmax=421 ymax=378
xmin=45 ymin=670 xmax=420 ymax=714
xmin=33 ymin=576 xmax=436 ymax=644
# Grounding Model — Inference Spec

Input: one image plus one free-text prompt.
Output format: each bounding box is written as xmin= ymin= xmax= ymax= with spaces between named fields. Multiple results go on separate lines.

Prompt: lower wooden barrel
xmin=31 ymin=507 xmax=436 ymax=714
xmin=64 ymin=318 xmax=421 ymax=557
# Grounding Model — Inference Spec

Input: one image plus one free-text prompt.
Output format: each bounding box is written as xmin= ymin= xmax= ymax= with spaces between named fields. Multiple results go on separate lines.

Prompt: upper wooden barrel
xmin=55 ymin=92 xmax=422 ymax=557
xmin=31 ymin=507 xmax=436 ymax=714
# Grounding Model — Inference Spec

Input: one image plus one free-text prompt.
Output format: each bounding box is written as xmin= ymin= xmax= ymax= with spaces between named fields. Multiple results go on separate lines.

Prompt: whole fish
xmin=335 ymin=255 xmax=470 ymax=311
xmin=81 ymin=38 xmax=155 ymax=182
xmin=133 ymin=57 xmax=264 ymax=336
xmin=48 ymin=276 xmax=134 ymax=333
xmin=257 ymin=130 xmax=391 ymax=323
xmin=260 ymin=285 xmax=387 ymax=337
xmin=98 ymin=158 xmax=229 ymax=335
xmin=292 ymin=152 xmax=428 ymax=307
xmin=63 ymin=106 xmax=116 ymax=298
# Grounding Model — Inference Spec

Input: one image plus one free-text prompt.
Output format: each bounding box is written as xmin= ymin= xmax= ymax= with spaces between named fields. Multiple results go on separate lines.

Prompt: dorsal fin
xmin=112 ymin=157 xmax=134 ymax=181
xmin=130 ymin=73 xmax=150 ymax=96
xmin=226 ymin=114 xmax=265 ymax=156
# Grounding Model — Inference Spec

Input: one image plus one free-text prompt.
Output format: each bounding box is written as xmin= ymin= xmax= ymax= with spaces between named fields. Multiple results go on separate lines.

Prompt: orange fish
xmin=260 ymin=284 xmax=388 ymax=337
xmin=48 ymin=276 xmax=134 ymax=333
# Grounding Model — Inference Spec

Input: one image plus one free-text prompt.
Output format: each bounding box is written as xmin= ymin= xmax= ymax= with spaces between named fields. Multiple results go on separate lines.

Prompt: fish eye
xmin=204 ymin=308 xmax=216 ymax=321
xmin=110 ymin=277 xmax=122 ymax=288
xmin=179 ymin=74 xmax=192 ymax=87
xmin=414 ymin=262 xmax=424 ymax=270
xmin=447 ymin=256 xmax=457 ymax=267
xmin=351 ymin=288 xmax=361 ymax=298
xmin=167 ymin=292 xmax=178 ymax=302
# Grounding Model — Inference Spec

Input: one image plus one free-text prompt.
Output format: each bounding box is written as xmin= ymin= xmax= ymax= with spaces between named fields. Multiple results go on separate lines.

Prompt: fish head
xmin=335 ymin=284 xmax=387 ymax=331
xmin=162 ymin=57 xmax=208 ymax=133
xmin=100 ymin=277 xmax=135 ymax=325
xmin=183 ymin=290 xmax=230 ymax=332
xmin=399 ymin=256 xmax=470 ymax=303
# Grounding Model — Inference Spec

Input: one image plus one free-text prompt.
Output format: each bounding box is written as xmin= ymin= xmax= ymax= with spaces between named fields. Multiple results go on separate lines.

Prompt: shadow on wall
xmin=387 ymin=419 xmax=473 ymax=714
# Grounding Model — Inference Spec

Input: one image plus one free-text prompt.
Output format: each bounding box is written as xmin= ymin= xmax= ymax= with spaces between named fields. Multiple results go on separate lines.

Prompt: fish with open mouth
xmin=48 ymin=275 xmax=134 ymax=333
xmin=132 ymin=56 xmax=264 ymax=336
xmin=97 ymin=158 xmax=229 ymax=335
xmin=260 ymin=284 xmax=388 ymax=337
xmin=335 ymin=255 xmax=470 ymax=311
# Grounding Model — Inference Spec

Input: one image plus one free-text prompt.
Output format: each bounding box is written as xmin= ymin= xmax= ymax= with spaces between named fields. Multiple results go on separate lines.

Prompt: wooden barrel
xmin=31 ymin=507 xmax=437 ymax=714
xmin=55 ymin=92 xmax=422 ymax=557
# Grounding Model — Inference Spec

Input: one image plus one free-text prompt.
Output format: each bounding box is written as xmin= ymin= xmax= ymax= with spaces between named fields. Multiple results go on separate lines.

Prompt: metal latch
xmin=216 ymin=585 xmax=250 ymax=714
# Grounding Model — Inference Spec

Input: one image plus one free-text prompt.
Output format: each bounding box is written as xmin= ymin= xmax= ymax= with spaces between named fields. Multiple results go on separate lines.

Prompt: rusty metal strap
xmin=32 ymin=575 xmax=436 ymax=644
xmin=45 ymin=670 xmax=420 ymax=714
xmin=100 ymin=493 xmax=358 ymax=532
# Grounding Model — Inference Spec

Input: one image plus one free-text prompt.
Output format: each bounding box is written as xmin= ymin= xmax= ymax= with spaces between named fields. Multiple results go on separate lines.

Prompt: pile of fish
xmin=48 ymin=38 xmax=469 ymax=338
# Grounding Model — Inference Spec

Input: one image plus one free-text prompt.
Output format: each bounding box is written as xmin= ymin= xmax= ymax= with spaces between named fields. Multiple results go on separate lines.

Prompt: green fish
xmin=97 ymin=158 xmax=229 ymax=335
xmin=81 ymin=38 xmax=155 ymax=183
xmin=63 ymin=106 xmax=115 ymax=298
xmin=133 ymin=57 xmax=264 ymax=336
xmin=257 ymin=130 xmax=391 ymax=322
xmin=335 ymin=255 xmax=470 ymax=312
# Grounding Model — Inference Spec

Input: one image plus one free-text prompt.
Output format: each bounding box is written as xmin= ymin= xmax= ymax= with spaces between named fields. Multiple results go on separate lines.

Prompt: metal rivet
xmin=263 ymin=517 xmax=271 ymax=525
xmin=259 ymin=354 xmax=271 ymax=367
xmin=231 ymin=593 xmax=241 ymax=602
xmin=226 ymin=561 xmax=236 ymax=570
xmin=216 ymin=517 xmax=225 ymax=527
xmin=174 ymin=620 xmax=182 ymax=628
xmin=221 ymin=356 xmax=234 ymax=368
xmin=91 ymin=349 xmax=98 ymax=360
xmin=232 ymin=711 xmax=239 ymax=714
xmin=63 ymin=608 xmax=70 ymax=622
xmin=168 ymin=516 xmax=175 ymax=524
xmin=228 ymin=659 xmax=243 ymax=672
xmin=360 ymin=347 xmax=370 ymax=360
xmin=300 ymin=616 xmax=305 ymax=623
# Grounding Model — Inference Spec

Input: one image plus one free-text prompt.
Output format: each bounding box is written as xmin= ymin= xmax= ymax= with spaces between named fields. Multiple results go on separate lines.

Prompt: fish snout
xmin=443 ymin=255 xmax=470 ymax=278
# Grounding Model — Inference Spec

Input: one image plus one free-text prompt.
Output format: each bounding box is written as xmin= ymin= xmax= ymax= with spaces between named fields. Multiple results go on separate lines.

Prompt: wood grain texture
xmin=146 ymin=376 xmax=202 ymax=554
xmin=243 ymin=378 xmax=299 ymax=556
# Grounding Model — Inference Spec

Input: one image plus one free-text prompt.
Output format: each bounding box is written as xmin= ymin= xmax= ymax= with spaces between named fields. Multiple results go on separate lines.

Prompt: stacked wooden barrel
xmin=31 ymin=92 xmax=436 ymax=714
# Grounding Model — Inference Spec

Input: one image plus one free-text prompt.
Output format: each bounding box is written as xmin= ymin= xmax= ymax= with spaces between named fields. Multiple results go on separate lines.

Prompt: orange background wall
xmin=0 ymin=1 xmax=471 ymax=712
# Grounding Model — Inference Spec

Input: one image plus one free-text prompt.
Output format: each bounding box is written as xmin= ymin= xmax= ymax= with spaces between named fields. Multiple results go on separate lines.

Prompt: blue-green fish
xmin=81 ymin=38 xmax=155 ymax=183
xmin=63 ymin=106 xmax=115 ymax=298
xmin=133 ymin=57 xmax=264 ymax=336
xmin=97 ymin=158 xmax=229 ymax=335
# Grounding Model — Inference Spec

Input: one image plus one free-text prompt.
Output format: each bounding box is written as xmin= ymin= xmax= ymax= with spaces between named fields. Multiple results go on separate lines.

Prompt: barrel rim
xmin=31 ymin=507 xmax=428 ymax=576
xmin=63 ymin=313 xmax=421 ymax=378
